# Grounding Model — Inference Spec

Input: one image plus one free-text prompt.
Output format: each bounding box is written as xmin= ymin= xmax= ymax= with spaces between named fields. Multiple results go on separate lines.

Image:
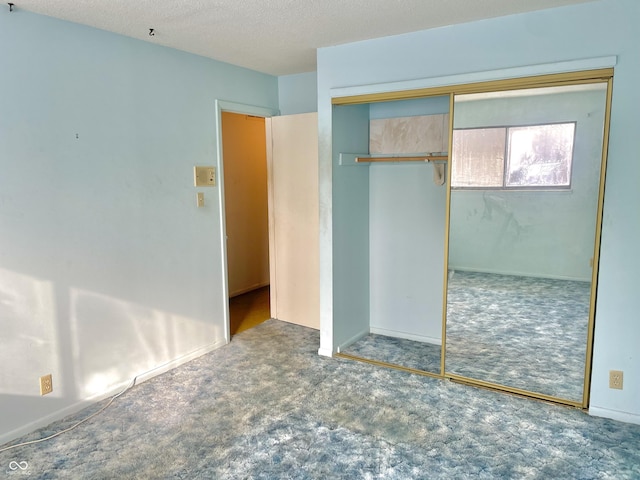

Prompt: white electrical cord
xmin=0 ymin=376 xmax=138 ymax=454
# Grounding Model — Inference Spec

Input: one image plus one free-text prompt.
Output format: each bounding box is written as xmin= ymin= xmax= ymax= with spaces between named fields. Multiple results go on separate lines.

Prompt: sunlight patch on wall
xmin=0 ymin=268 xmax=58 ymax=396
xmin=70 ymin=288 xmax=221 ymax=399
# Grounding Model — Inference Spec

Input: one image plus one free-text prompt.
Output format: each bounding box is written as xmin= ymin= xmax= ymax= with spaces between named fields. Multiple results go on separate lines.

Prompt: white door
xmin=267 ymin=112 xmax=319 ymax=329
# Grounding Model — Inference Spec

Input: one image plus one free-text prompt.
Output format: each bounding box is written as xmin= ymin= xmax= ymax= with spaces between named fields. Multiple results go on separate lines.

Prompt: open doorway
xmin=217 ymin=100 xmax=320 ymax=341
xmin=221 ymin=111 xmax=271 ymax=335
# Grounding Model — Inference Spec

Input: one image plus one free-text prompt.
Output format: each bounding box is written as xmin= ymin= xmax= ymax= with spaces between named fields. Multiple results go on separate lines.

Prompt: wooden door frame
xmin=214 ymin=100 xmax=279 ymax=343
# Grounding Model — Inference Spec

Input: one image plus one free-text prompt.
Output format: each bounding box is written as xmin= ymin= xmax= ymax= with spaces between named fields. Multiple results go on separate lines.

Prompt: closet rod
xmin=355 ymin=155 xmax=448 ymax=163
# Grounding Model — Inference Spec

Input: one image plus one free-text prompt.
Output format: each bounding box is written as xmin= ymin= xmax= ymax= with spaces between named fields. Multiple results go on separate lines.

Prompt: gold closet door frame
xmin=332 ymin=68 xmax=614 ymax=410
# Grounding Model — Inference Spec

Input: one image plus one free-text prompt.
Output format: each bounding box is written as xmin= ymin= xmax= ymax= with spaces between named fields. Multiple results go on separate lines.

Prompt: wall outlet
xmin=609 ymin=370 xmax=623 ymax=390
xmin=40 ymin=374 xmax=53 ymax=395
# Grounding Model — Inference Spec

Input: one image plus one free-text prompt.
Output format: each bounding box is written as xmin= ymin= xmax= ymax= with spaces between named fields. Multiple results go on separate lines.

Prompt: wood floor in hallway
xmin=229 ymin=286 xmax=270 ymax=336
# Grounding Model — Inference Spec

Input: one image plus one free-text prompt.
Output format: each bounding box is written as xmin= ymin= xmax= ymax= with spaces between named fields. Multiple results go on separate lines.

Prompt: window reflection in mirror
xmin=452 ymin=122 xmax=576 ymax=188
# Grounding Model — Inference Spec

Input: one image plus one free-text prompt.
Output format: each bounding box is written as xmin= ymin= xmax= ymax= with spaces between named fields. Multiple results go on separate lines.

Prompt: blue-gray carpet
xmin=341 ymin=271 xmax=589 ymax=402
xmin=446 ymin=271 xmax=590 ymax=402
xmin=2 ymin=319 xmax=639 ymax=479
xmin=341 ymin=334 xmax=441 ymax=374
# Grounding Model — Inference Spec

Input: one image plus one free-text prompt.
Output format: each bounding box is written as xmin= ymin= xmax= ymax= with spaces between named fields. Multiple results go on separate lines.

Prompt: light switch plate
xmin=194 ymin=166 xmax=216 ymax=187
xmin=197 ymin=192 xmax=205 ymax=207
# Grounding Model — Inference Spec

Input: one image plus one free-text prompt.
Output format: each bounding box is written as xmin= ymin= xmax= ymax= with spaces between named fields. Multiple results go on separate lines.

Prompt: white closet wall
xmin=369 ymin=164 xmax=446 ymax=344
xmin=368 ymin=110 xmax=448 ymax=344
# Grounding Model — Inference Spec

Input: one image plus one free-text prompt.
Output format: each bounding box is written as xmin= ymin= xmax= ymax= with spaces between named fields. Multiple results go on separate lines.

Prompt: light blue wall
xmin=331 ymin=105 xmax=370 ymax=349
xmin=450 ymin=89 xmax=606 ymax=281
xmin=318 ymin=0 xmax=640 ymax=423
xmin=278 ymin=72 xmax=318 ymax=115
xmin=0 ymin=10 xmax=278 ymax=442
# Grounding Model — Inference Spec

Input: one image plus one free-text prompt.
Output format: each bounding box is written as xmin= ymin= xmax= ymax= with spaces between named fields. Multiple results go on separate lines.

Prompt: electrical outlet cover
xmin=609 ymin=370 xmax=623 ymax=390
xmin=40 ymin=374 xmax=53 ymax=395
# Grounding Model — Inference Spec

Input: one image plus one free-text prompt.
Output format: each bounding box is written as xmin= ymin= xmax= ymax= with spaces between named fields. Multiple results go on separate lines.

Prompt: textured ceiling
xmin=12 ymin=0 xmax=596 ymax=76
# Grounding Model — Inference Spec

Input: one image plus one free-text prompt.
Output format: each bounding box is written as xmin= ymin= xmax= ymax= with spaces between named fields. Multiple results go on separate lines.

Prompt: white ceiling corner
xmin=12 ymin=0 xmax=597 ymax=76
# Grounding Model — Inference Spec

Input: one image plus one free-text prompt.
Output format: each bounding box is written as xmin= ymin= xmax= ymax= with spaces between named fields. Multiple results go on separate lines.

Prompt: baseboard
xmin=0 ymin=338 xmax=228 ymax=447
xmin=336 ymin=329 xmax=369 ymax=353
xmin=229 ymin=281 xmax=269 ymax=298
xmin=370 ymin=327 xmax=442 ymax=346
xmin=130 ymin=337 xmax=228 ymax=384
xmin=588 ymin=406 xmax=640 ymax=425
xmin=317 ymin=347 xmax=333 ymax=357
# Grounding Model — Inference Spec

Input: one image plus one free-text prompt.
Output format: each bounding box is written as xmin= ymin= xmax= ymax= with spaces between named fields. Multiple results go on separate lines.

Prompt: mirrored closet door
xmin=445 ymin=82 xmax=610 ymax=405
